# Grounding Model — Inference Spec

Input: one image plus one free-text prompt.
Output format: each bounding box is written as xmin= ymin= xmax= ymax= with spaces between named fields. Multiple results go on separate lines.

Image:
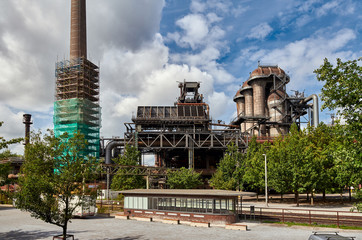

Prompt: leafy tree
xmin=267 ymin=124 xmax=316 ymax=206
xmin=0 ymin=150 xmax=21 ymax=188
xmin=15 ymin=131 xmax=98 ymax=239
xmin=243 ymin=138 xmax=270 ymax=198
xmin=305 ymin=123 xmax=337 ymax=202
xmin=0 ymin=149 xmax=21 ymax=159
xmin=111 ymin=145 xmax=145 ymax=190
xmin=167 ymin=167 xmax=202 ymax=189
xmin=331 ymin=125 xmax=362 ymax=208
xmin=0 ymin=121 xmax=22 ymax=202
xmin=315 ymin=57 xmax=362 ymax=210
xmin=209 ymin=143 xmax=244 ymax=190
xmin=314 ymin=57 xmax=362 ymax=141
xmin=268 ymin=135 xmax=292 ymax=201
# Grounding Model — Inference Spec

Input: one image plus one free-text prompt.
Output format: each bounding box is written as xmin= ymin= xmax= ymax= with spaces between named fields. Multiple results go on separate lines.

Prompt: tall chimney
xmin=23 ymin=114 xmax=33 ymax=145
xmin=70 ymin=0 xmax=87 ymax=60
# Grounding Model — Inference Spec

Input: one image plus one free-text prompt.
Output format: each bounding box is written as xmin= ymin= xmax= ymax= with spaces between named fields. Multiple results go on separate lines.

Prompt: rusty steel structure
xmin=232 ymin=64 xmax=318 ymax=140
xmin=126 ymin=81 xmax=245 ymax=171
xmin=54 ymin=0 xmax=100 ymax=158
xmin=103 ymin=82 xmax=245 ymax=181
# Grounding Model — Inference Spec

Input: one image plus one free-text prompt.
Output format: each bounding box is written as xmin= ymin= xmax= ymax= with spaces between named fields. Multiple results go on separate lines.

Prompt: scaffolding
xmin=54 ymin=57 xmax=101 ymax=158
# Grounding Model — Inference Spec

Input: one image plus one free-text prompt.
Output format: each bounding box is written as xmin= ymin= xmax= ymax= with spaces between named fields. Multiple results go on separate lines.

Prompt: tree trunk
xmin=256 ymin=193 xmax=259 ymax=201
xmin=62 ymin=223 xmax=67 ymax=240
xmin=295 ymin=191 xmax=299 ymax=207
xmin=280 ymin=193 xmax=283 ymax=203
xmin=311 ymin=192 xmax=314 ymax=206
xmin=349 ymin=186 xmax=352 ymax=202
xmin=322 ymin=190 xmax=326 ymax=202
xmin=340 ymin=189 xmax=343 ymax=203
xmin=63 ymin=198 xmax=69 ymax=239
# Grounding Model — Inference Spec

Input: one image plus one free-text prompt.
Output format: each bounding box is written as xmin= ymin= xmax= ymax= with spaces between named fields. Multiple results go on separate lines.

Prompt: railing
xmin=241 ymin=206 xmax=362 ymax=227
xmin=96 ymin=200 xmax=123 ymax=213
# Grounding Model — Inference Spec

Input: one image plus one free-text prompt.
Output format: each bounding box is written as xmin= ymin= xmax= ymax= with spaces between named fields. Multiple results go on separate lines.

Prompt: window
xmin=125 ymin=196 xmax=236 ymax=215
xmin=124 ymin=196 xmax=148 ymax=210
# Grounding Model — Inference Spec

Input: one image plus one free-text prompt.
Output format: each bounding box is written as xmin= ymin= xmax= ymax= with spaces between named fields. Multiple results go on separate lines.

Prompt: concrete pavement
xmin=1 ymin=206 xmax=361 ymax=240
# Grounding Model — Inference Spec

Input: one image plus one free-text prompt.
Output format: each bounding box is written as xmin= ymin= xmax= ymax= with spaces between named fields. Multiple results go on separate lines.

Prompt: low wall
xmin=124 ymin=208 xmax=236 ymax=224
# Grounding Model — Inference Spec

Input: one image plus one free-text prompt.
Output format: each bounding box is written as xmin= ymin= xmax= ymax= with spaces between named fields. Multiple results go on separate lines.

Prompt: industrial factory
xmin=51 ymin=0 xmax=318 ymax=186
xmin=232 ymin=64 xmax=319 ymax=138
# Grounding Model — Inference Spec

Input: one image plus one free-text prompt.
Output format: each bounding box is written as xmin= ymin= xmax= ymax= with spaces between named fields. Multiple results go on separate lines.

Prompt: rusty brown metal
xmin=250 ymin=66 xmax=285 ymax=78
xmin=70 ymin=0 xmax=87 ymax=59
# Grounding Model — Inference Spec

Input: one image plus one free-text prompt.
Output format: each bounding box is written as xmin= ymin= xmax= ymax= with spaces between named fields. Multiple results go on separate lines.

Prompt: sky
xmin=0 ymin=0 xmax=361 ymax=155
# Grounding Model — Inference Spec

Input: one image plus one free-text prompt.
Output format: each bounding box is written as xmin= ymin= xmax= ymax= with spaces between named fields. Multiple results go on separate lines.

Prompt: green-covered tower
xmin=54 ymin=0 xmax=100 ymax=158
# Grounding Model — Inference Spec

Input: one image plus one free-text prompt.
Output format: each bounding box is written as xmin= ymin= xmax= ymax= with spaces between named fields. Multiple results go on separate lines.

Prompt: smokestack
xmin=70 ymin=0 xmax=87 ymax=59
xmin=23 ymin=114 xmax=33 ymax=145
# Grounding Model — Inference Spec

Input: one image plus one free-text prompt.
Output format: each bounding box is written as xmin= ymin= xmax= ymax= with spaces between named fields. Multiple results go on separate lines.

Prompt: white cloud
xmin=315 ymin=0 xmax=355 ymax=17
xmin=282 ymin=0 xmax=356 ymax=28
xmin=206 ymin=13 xmax=222 ymax=24
xmin=258 ymin=28 xmax=357 ymax=90
xmin=316 ymin=0 xmax=339 ymax=17
xmin=0 ymin=104 xmax=25 ymax=154
xmin=100 ymin=34 xmax=169 ymax=95
xmin=207 ymin=91 xmax=234 ymax=121
xmin=295 ymin=14 xmax=313 ymax=28
xmin=297 ymin=0 xmax=322 ymax=13
xmin=174 ymin=14 xmax=209 ymax=49
xmin=88 ymin=0 xmax=165 ymax=53
xmin=190 ymin=0 xmax=206 ymax=13
xmin=247 ymin=22 xmax=273 ymax=40
xmin=231 ymin=5 xmax=248 ymax=17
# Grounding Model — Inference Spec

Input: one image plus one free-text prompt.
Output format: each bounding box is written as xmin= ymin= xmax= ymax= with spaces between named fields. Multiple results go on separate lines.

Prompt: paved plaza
xmin=0 ymin=206 xmax=361 ymax=240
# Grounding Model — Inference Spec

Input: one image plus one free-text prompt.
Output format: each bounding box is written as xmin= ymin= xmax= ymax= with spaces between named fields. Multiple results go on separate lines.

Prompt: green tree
xmin=0 ymin=121 xmax=22 ymax=202
xmin=268 ymin=135 xmax=292 ymax=201
xmin=304 ymin=123 xmax=337 ymax=203
xmin=0 ymin=149 xmax=21 ymax=159
xmin=315 ymin=57 xmax=362 ymax=210
xmin=332 ymin=125 xmax=362 ymax=209
xmin=243 ymin=138 xmax=269 ymax=199
xmin=167 ymin=167 xmax=202 ymax=189
xmin=111 ymin=145 xmax=145 ymax=190
xmin=267 ymin=124 xmax=316 ymax=206
xmin=314 ymin=57 xmax=362 ymax=141
xmin=209 ymin=143 xmax=244 ymax=190
xmin=15 ymin=131 xmax=98 ymax=239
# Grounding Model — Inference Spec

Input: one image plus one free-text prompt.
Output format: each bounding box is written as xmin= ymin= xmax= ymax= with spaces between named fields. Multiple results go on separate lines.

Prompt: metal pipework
xmin=70 ymin=0 xmax=87 ymax=59
xmin=22 ymin=114 xmax=33 ymax=145
xmin=301 ymin=94 xmax=319 ymax=127
xmin=105 ymin=140 xmax=124 ymax=164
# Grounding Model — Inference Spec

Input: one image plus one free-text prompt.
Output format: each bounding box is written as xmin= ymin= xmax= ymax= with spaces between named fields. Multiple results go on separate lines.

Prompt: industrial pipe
xmin=301 ymin=94 xmax=319 ymax=127
xmin=105 ymin=140 xmax=124 ymax=164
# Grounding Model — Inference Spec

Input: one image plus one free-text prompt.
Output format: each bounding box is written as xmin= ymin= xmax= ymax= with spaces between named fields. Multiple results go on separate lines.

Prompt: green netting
xmin=54 ymin=98 xmax=100 ymax=158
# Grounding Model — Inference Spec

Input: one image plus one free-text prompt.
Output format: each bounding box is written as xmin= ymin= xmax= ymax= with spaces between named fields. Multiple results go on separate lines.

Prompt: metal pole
xmin=106 ymin=167 xmax=110 ymax=202
xmin=263 ymin=154 xmax=268 ymax=207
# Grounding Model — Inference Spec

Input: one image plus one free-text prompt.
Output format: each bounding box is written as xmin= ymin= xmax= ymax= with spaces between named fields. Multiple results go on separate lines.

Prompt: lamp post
xmin=262 ymin=154 xmax=268 ymax=207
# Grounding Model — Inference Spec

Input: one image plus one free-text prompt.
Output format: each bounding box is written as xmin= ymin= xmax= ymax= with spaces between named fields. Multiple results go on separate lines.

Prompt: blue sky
xmin=0 ymin=0 xmax=361 ymax=154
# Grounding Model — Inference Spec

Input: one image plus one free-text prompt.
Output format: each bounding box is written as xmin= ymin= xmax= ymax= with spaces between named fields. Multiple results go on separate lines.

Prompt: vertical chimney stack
xmin=70 ymin=0 xmax=87 ymax=60
xmin=23 ymin=114 xmax=33 ymax=145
